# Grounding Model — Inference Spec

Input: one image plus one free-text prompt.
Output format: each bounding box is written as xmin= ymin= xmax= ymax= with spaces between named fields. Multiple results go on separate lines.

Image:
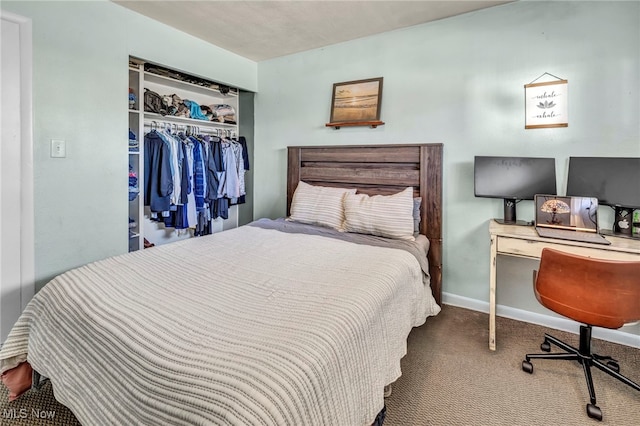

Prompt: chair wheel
xmin=540 ymin=341 xmax=551 ymax=352
xmin=606 ymin=361 xmax=620 ymax=373
xmin=522 ymin=360 xmax=533 ymax=374
xmin=586 ymin=403 xmax=602 ymax=421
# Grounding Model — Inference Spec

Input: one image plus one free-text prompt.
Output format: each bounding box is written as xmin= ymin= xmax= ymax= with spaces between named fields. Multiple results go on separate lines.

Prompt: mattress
xmin=0 ymin=219 xmax=440 ymax=425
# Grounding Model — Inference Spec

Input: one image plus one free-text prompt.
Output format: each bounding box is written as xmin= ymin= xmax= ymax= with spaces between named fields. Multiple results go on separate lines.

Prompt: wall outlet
xmin=50 ymin=139 xmax=66 ymax=158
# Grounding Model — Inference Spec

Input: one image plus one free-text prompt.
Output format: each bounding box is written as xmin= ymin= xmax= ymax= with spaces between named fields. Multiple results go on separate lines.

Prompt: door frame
xmin=1 ymin=10 xmax=35 ymax=327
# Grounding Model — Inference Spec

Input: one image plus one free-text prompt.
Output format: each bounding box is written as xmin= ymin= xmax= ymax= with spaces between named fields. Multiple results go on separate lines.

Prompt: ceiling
xmin=114 ymin=1 xmax=512 ymax=62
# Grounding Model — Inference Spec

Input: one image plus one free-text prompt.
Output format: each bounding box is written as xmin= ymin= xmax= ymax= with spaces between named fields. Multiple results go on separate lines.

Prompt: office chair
xmin=522 ymin=248 xmax=640 ymax=421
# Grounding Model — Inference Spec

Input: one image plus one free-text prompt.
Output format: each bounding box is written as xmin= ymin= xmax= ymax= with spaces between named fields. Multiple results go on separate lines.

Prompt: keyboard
xmin=536 ymin=227 xmax=611 ymax=245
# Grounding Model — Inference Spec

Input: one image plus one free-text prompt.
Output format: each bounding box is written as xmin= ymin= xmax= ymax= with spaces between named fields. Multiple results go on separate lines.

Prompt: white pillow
xmin=289 ymin=181 xmax=356 ymax=230
xmin=413 ymin=197 xmax=422 ymax=235
xmin=343 ymin=187 xmax=415 ymax=241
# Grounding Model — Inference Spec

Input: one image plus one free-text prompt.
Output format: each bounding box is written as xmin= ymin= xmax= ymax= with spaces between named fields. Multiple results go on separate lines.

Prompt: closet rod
xmin=144 ymin=122 xmax=229 ymax=136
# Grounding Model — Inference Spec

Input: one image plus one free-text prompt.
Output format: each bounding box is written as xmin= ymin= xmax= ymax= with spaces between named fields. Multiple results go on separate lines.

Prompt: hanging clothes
xmin=206 ymin=137 xmax=229 ymax=220
xmin=238 ymin=136 xmax=250 ymax=171
xmin=168 ymin=134 xmax=183 ymax=206
xmin=143 ymin=131 xmax=173 ymax=213
xmin=232 ymin=140 xmax=246 ymax=198
xmin=206 ymin=137 xmax=223 ymax=205
xmin=143 ymin=127 xmax=250 ymax=230
xmin=191 ymin=137 xmax=206 ymax=212
xmin=236 ymin=136 xmax=250 ymax=204
xmin=221 ymin=141 xmax=240 ymax=199
xmin=183 ymin=139 xmax=198 ymax=227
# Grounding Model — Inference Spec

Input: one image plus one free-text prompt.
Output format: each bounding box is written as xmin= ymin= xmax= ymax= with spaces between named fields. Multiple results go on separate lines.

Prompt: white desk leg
xmin=489 ymin=234 xmax=497 ymax=351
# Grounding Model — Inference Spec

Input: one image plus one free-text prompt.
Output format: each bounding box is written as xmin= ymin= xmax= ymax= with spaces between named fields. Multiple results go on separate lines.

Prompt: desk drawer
xmin=497 ymin=237 xmax=640 ymax=261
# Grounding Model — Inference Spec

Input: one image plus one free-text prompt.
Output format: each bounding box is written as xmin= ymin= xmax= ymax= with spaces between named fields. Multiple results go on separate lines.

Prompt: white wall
xmin=254 ymin=1 xmax=639 ymax=329
xmin=1 ymin=1 xmax=257 ymax=289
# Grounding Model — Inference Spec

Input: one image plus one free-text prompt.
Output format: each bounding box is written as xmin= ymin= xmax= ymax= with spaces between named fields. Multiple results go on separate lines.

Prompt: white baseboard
xmin=442 ymin=292 xmax=640 ymax=349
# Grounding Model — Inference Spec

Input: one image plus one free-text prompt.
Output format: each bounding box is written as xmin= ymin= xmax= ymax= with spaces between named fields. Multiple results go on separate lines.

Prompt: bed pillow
xmin=289 ymin=181 xmax=356 ymax=230
xmin=1 ymin=361 xmax=32 ymax=401
xmin=413 ymin=197 xmax=422 ymax=234
xmin=343 ymin=187 xmax=415 ymax=241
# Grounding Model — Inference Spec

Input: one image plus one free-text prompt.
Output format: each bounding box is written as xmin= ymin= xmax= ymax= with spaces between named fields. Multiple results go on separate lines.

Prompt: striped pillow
xmin=343 ymin=187 xmax=415 ymax=241
xmin=289 ymin=181 xmax=356 ymax=230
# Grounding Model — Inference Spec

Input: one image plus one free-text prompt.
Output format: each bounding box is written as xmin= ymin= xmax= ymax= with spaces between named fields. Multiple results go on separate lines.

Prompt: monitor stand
xmin=495 ymin=219 xmax=532 ymax=226
xmin=494 ymin=199 xmax=531 ymax=226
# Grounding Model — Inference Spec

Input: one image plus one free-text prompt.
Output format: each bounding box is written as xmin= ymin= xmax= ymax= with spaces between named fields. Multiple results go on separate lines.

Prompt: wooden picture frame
xmin=327 ymin=77 xmax=384 ymax=128
xmin=524 ymin=79 xmax=568 ymax=129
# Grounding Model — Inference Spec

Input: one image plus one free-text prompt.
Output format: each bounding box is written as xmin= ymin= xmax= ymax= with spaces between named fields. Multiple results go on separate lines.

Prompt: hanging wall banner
xmin=524 ymin=79 xmax=568 ymax=129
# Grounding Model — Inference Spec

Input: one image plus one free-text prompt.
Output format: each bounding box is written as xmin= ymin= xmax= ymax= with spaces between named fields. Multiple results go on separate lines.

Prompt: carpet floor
xmin=1 ymin=305 xmax=638 ymax=425
xmin=385 ymin=305 xmax=640 ymax=426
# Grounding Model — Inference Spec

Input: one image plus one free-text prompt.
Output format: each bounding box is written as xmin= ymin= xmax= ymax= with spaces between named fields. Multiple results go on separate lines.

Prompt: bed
xmin=0 ymin=143 xmax=443 ymax=425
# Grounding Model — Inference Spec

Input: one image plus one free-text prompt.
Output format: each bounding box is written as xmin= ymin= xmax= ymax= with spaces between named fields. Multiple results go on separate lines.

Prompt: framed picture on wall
xmin=329 ymin=77 xmax=383 ymax=124
xmin=524 ymin=79 xmax=568 ymax=129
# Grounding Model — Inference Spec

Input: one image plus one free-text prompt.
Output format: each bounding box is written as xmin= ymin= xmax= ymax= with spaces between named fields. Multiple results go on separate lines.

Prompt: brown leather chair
xmin=522 ymin=248 xmax=640 ymax=421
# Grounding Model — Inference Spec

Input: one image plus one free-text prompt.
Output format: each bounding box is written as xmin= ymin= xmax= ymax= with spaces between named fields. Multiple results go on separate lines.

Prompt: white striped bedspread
xmin=0 ymin=221 xmax=440 ymax=426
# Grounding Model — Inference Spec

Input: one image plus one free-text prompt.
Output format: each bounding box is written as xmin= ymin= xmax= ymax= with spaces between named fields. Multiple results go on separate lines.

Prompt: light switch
xmin=51 ymin=139 xmax=66 ymax=158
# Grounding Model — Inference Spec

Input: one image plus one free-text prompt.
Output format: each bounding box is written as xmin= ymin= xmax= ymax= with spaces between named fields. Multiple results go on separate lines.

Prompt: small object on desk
xmin=614 ymin=206 xmax=633 ymax=235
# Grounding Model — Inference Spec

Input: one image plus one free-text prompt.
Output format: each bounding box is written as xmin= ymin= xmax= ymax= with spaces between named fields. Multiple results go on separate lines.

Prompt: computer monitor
xmin=474 ymin=156 xmax=557 ymax=225
xmin=566 ymin=157 xmax=640 ymax=235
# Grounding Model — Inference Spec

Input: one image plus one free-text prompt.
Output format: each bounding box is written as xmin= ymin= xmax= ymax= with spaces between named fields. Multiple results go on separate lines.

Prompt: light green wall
xmin=2 ymin=1 xmax=257 ymax=288
xmin=254 ymin=1 xmax=640 ymax=306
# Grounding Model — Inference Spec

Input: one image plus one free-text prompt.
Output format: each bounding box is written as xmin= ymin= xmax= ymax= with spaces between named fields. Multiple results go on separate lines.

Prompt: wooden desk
xmin=488 ymin=220 xmax=640 ymax=351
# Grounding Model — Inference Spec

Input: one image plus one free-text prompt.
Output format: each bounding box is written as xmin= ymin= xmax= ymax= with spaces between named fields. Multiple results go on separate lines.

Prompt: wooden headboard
xmin=287 ymin=144 xmax=443 ymax=306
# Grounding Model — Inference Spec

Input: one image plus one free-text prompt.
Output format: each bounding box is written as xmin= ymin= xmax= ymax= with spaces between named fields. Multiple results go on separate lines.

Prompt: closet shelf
xmin=144 ymin=72 xmax=237 ymax=99
xmin=143 ymin=112 xmax=237 ymax=128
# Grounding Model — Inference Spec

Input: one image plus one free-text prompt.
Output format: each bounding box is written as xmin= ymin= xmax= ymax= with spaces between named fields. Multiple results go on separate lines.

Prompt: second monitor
xmin=566 ymin=156 xmax=640 ymax=235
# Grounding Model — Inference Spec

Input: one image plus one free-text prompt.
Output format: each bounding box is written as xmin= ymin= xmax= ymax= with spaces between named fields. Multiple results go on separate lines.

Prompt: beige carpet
xmin=385 ymin=305 xmax=640 ymax=426
xmin=1 ymin=305 xmax=638 ymax=425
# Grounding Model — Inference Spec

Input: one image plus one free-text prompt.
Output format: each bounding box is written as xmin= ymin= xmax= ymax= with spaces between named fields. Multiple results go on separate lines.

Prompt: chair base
xmin=522 ymin=324 xmax=640 ymax=421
